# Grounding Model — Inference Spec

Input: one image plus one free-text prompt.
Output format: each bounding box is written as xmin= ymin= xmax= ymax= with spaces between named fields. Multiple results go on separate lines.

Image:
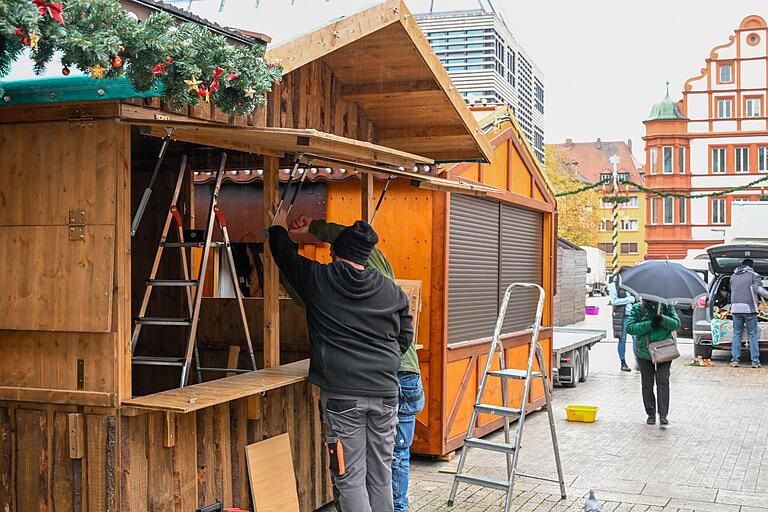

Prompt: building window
xmin=650 ymin=147 xmax=658 ymax=174
xmin=679 ymin=198 xmax=687 ymax=224
xmin=735 ymin=147 xmax=749 ymax=173
xmin=621 ymin=242 xmax=639 ymax=255
xmin=759 ymin=147 xmax=768 ymax=172
xmin=599 ymin=173 xmax=611 ymax=183
xmin=663 ymin=197 xmax=674 ymax=224
xmin=712 ymin=198 xmax=727 ymax=224
xmin=663 ymin=146 xmax=673 ymax=174
xmin=650 ymin=198 xmax=659 ymax=224
xmin=712 ymin=147 xmax=727 ymax=173
xmin=678 ymin=147 xmax=686 ymax=174
xmin=601 ymin=198 xmax=615 ymax=209
xmin=534 ymin=79 xmax=544 ymax=114
xmin=599 ymin=220 xmax=613 ymax=232
xmin=745 ymin=97 xmax=762 ymax=118
xmin=718 ymin=63 xmax=733 ymax=83
xmin=618 ymin=172 xmax=630 ymax=183
xmin=626 ymin=196 xmax=639 ymax=208
xmin=717 ymin=98 xmax=733 ymax=118
xmin=620 ymin=219 xmax=639 ymax=232
xmin=597 ymin=242 xmax=613 ymax=254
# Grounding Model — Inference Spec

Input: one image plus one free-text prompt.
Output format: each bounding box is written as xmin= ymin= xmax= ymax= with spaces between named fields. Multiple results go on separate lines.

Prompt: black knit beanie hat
xmin=332 ymin=220 xmax=378 ymax=265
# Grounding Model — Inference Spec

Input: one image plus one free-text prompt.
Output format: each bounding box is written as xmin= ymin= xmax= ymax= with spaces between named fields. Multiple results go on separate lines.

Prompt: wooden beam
xmin=226 ymin=345 xmax=241 ymax=377
xmin=361 ymin=172 xmax=375 ymax=223
xmin=341 ymin=79 xmax=439 ymax=99
xmin=263 ymin=156 xmax=281 ymax=368
xmin=265 ymin=0 xmax=401 ymax=74
xmin=68 ymin=413 xmax=85 ymax=459
xmin=0 ymin=386 xmax=114 ymax=407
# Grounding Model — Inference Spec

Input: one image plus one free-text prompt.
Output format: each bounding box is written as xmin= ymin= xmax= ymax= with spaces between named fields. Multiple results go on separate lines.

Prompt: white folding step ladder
xmin=448 ymin=283 xmax=566 ymax=511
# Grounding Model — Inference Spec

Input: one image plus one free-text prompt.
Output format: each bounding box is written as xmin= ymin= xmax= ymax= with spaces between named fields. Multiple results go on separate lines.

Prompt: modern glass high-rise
xmin=414 ymin=0 xmax=545 ymax=163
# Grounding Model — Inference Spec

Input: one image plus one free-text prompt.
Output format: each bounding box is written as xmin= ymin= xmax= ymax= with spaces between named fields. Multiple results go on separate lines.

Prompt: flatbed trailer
xmin=552 ymin=327 xmax=606 ymax=387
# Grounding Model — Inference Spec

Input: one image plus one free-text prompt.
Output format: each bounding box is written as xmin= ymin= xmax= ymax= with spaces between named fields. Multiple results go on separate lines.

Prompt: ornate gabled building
xmin=644 ymin=15 xmax=768 ymax=259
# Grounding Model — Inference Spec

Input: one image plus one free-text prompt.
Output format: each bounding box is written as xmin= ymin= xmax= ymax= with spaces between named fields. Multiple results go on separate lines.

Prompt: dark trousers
xmin=637 ymin=358 xmax=671 ymax=419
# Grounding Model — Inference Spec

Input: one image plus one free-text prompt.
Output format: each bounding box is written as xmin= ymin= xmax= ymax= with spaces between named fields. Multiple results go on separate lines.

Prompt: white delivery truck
xmin=581 ymin=246 xmax=608 ymax=296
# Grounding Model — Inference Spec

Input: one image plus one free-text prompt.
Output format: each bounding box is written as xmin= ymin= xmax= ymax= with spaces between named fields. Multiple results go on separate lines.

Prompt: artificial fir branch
xmin=0 ymin=0 xmax=281 ymax=114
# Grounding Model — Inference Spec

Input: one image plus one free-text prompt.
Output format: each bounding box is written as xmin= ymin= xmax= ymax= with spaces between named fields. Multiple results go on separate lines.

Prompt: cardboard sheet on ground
xmin=245 ymin=433 xmax=300 ymax=512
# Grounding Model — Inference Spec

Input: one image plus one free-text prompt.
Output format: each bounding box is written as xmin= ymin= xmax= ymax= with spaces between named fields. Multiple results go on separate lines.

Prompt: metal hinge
xmin=68 ymin=209 xmax=86 ymax=241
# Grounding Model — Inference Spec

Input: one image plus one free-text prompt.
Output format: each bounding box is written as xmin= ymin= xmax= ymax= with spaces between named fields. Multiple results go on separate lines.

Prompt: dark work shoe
xmin=659 ymin=417 xmax=669 ymax=426
xmin=647 ymin=416 xmax=656 ymax=425
xmin=621 ymin=362 xmax=631 ymax=372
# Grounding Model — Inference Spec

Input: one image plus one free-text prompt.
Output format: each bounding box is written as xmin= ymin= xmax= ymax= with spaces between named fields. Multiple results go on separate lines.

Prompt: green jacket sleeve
xmin=626 ymin=304 xmax=652 ymax=337
xmin=309 ymin=220 xmax=346 ymax=244
xmin=659 ymin=306 xmax=681 ymax=332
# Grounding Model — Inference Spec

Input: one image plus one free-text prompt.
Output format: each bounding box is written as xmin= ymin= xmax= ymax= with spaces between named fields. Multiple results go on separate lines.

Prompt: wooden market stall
xmin=203 ymin=100 xmax=558 ymax=461
xmin=0 ymin=0 xmax=497 ymax=510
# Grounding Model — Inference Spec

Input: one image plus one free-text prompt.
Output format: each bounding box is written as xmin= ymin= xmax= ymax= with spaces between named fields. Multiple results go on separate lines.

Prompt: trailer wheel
xmin=579 ymin=348 xmax=589 ymax=383
xmin=564 ymin=351 xmax=580 ymax=388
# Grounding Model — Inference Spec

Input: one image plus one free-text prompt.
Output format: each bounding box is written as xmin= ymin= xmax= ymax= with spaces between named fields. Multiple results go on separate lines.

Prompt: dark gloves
xmin=651 ymin=315 xmax=662 ymax=329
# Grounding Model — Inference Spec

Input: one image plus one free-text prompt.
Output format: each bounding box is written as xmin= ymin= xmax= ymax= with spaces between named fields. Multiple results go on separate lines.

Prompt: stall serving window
xmin=447 ymin=194 xmax=543 ymax=345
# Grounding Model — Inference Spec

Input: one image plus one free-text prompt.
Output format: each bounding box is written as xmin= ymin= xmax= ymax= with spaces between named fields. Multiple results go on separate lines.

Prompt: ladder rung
xmin=464 ymin=437 xmax=516 ymax=454
xmin=146 ymin=279 xmax=199 ymax=287
xmin=162 ymin=241 xmax=204 ymax=248
xmin=475 ymin=404 xmax=522 ymax=418
xmin=135 ymin=317 xmax=192 ymax=326
xmin=488 ymin=369 xmax=544 ymax=380
xmin=132 ymin=356 xmax=185 ymax=366
xmin=454 ymin=474 xmax=509 ymax=492
xmin=196 ymin=367 xmax=252 ymax=374
xmin=514 ymin=472 xmax=562 ymax=484
xmin=161 ymin=241 xmax=226 ymax=248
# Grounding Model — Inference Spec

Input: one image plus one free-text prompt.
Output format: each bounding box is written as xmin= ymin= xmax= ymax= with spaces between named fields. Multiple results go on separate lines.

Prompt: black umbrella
xmin=619 ymin=260 xmax=708 ymax=306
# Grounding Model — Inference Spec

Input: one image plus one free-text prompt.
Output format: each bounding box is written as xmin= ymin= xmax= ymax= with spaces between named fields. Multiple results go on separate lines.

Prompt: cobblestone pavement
xmin=406 ymin=299 xmax=768 ymax=511
xmin=321 ymin=298 xmax=768 ymax=511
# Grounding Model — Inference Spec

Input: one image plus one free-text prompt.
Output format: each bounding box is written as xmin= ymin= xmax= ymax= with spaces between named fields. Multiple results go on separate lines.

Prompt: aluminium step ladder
xmin=131 ymin=153 xmax=257 ymax=388
xmin=448 ymin=283 xmax=566 ymax=511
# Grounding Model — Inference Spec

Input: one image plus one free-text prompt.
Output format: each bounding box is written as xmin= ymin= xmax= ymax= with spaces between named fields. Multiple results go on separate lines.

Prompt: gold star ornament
xmin=243 ymin=87 xmax=256 ymax=98
xmin=29 ymin=31 xmax=40 ymax=50
xmin=184 ymin=75 xmax=202 ymax=92
xmin=88 ymin=64 xmax=107 ymax=79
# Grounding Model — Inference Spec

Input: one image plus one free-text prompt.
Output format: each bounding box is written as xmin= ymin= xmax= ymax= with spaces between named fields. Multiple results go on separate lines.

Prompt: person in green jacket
xmin=626 ymin=300 xmax=681 ymax=426
xmin=289 ymin=215 xmax=424 ymax=512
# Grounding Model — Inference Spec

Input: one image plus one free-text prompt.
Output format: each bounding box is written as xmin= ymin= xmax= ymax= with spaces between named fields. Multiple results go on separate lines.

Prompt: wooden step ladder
xmin=130 ymin=153 xmax=257 ymax=388
xmin=447 ymin=283 xmax=566 ymax=511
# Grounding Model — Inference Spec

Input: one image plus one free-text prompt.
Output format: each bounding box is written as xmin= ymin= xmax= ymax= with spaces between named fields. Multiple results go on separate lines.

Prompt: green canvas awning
xmin=0 ymin=76 xmax=162 ymax=106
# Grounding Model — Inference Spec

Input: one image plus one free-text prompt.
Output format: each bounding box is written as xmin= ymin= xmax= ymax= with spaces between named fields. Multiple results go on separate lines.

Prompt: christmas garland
xmin=554 ymin=178 xmax=609 ymax=197
xmin=625 ymin=174 xmax=768 ymax=199
xmin=0 ymin=0 xmax=282 ymax=114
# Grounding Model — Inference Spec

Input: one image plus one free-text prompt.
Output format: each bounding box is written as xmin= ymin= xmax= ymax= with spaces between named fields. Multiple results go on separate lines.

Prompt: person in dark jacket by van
xmin=627 ymin=300 xmax=680 ymax=426
xmin=729 ymin=259 xmax=768 ymax=368
xmin=269 ymin=209 xmax=413 ymax=512
xmin=609 ymin=273 xmax=636 ymax=372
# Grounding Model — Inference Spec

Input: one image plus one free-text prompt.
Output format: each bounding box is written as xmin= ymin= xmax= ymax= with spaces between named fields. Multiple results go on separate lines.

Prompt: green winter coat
xmin=626 ymin=302 xmax=681 ymax=360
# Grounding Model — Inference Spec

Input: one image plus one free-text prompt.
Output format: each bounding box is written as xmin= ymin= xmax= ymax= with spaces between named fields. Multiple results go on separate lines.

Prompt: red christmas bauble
xmin=22 ymin=36 xmax=30 ymax=46
xmin=62 ymin=66 xmax=71 ymax=76
xmin=166 ymin=56 xmax=174 ymax=64
xmin=228 ymin=73 xmax=238 ymax=81
xmin=15 ymin=28 xmax=23 ymax=37
xmin=112 ymin=55 xmax=123 ymax=69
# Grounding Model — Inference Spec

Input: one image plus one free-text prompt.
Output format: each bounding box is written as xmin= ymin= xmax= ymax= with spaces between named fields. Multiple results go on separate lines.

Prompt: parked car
xmin=692 ymin=243 xmax=768 ymax=359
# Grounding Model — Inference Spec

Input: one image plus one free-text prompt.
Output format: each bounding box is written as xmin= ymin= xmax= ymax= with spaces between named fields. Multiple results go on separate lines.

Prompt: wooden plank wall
xmin=127 ymin=60 xmax=377 ymax=143
xmin=0 ymin=119 xmax=131 ymax=402
xmin=0 ymin=381 xmax=331 ymax=512
xmin=121 ymin=381 xmax=330 ymax=511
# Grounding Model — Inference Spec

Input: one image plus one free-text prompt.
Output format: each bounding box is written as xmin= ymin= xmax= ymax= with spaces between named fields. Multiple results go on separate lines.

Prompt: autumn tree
xmin=543 ymin=145 xmax=600 ymax=246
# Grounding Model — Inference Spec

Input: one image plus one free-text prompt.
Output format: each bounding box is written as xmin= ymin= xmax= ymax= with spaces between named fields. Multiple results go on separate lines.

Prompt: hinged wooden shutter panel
xmin=0 ymin=121 xmax=117 ymax=332
xmin=500 ymin=204 xmax=543 ymax=334
xmin=447 ymin=195 xmax=499 ymax=345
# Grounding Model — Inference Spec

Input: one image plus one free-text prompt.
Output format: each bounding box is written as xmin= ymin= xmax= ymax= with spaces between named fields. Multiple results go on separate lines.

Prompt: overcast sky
xmin=172 ymin=0 xmax=767 ymax=161
xmin=8 ymin=0 xmax=765 ymax=161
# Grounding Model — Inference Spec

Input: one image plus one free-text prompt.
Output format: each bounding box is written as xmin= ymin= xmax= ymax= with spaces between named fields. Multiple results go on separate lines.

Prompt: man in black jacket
xmin=269 ymin=209 xmax=413 ymax=512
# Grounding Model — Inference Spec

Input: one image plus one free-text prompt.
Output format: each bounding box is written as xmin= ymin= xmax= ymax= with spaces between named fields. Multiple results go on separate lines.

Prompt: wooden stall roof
xmin=264 ymin=0 xmax=493 ymax=164
xmin=122 ymin=360 xmax=309 ymax=414
xmin=127 ymin=118 xmax=503 ymax=196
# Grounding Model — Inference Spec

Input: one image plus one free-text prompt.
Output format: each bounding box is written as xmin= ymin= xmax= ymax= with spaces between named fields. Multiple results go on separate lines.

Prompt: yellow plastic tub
xmin=565 ymin=405 xmax=599 ymax=423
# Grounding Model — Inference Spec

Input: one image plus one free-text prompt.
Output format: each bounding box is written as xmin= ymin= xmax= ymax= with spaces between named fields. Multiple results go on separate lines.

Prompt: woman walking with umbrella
xmin=620 ymin=261 xmax=707 ymax=426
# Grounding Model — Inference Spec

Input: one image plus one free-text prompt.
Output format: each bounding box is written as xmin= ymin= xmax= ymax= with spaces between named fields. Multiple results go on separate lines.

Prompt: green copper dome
xmin=646 ymin=82 xmax=687 ymax=121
